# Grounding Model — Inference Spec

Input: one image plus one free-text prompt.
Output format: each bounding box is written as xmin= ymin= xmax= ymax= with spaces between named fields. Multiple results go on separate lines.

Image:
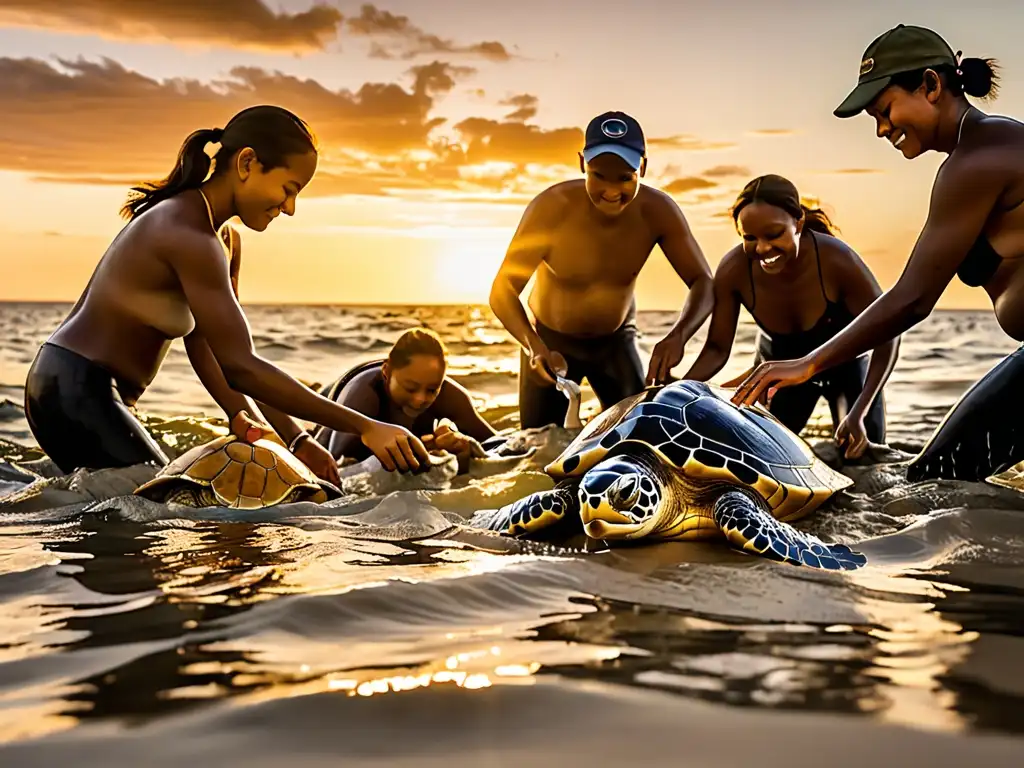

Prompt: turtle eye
xmin=608 ymin=474 xmax=641 ymax=512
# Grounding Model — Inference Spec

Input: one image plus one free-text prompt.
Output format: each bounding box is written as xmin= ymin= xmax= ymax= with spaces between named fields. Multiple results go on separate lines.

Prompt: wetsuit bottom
xmin=907 ymin=344 xmax=1024 ymax=482
xmin=519 ymin=317 xmax=645 ymax=430
xmin=754 ymin=347 xmax=886 ymax=442
xmin=23 ymin=342 xmax=170 ymax=474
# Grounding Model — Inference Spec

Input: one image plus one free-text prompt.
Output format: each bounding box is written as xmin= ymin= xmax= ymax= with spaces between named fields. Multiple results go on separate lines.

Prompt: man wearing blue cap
xmin=489 ymin=111 xmax=714 ymax=429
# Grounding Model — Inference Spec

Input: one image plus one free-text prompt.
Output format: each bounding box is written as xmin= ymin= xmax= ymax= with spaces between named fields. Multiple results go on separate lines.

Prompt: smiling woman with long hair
xmin=23 ymin=104 xmax=429 ymax=480
xmin=683 ymin=174 xmax=899 ymax=458
xmin=731 ymin=25 xmax=1024 ymax=483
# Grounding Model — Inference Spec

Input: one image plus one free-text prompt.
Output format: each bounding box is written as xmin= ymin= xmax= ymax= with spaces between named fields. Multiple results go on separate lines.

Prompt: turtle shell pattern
xmin=545 ymin=380 xmax=852 ymax=523
xmin=135 ymin=435 xmax=333 ymax=509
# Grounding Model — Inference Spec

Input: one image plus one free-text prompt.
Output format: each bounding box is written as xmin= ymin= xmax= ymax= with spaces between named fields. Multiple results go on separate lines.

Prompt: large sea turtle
xmin=134 ymin=435 xmax=342 ymax=509
xmin=471 ymin=379 xmax=867 ymax=570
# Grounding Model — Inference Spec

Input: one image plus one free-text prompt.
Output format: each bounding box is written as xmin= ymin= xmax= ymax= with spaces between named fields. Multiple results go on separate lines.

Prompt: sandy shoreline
xmin=3 ymin=677 xmax=1022 ymax=766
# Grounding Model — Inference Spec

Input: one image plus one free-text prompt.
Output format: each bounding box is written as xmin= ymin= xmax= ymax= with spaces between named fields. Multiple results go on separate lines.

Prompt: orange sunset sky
xmin=0 ymin=0 xmax=1022 ymax=309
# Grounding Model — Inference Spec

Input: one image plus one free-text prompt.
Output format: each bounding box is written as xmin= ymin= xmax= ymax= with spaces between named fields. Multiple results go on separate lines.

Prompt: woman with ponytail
xmin=732 ymin=26 xmax=1024 ymax=483
xmin=682 ymin=174 xmax=898 ymax=458
xmin=24 ymin=104 xmax=430 ymax=479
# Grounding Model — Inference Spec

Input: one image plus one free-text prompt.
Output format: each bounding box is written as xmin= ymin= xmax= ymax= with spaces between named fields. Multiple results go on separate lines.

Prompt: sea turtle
xmin=470 ymin=379 xmax=867 ymax=570
xmin=134 ymin=435 xmax=342 ymax=509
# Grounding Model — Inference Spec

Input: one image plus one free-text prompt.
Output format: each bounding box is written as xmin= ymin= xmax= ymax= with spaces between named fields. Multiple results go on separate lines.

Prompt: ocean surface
xmin=1 ymin=302 xmax=1024 ymax=766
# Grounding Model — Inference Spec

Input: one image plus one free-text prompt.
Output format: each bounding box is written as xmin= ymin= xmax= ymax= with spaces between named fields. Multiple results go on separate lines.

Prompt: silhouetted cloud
xmin=1 ymin=55 xmax=743 ymax=203
xmin=501 ymin=94 xmax=539 ymax=122
xmin=346 ymin=4 xmax=514 ymax=61
xmin=663 ymin=177 xmax=718 ymax=195
xmin=0 ymin=0 xmax=343 ymax=53
xmin=0 ymin=56 xmax=475 ymax=176
xmin=701 ymin=164 xmax=751 ymax=178
xmin=453 ymin=117 xmax=582 ymax=165
xmin=0 ymin=2 xmax=520 ymax=61
xmin=648 ymin=135 xmax=737 ymax=151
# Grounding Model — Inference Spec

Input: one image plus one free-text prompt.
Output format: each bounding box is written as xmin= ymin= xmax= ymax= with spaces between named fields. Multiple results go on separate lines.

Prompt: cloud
xmin=648 ymin=134 xmax=737 ymax=152
xmin=0 ymin=0 xmax=343 ymax=54
xmin=0 ymin=2 xmax=520 ymax=62
xmin=0 ymin=56 xmax=478 ymax=176
xmin=453 ymin=117 xmax=582 ymax=166
xmin=701 ymin=164 xmax=751 ymax=178
xmin=500 ymin=94 xmax=539 ymax=122
xmin=0 ymin=55 xmax=741 ymax=204
xmin=746 ymin=128 xmax=798 ymax=136
xmin=346 ymin=4 xmax=514 ymax=61
xmin=663 ymin=177 xmax=718 ymax=196
xmin=820 ymin=168 xmax=885 ymax=175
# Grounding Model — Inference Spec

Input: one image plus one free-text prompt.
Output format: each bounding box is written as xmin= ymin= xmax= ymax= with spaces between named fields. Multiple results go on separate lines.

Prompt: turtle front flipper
xmin=470 ymin=481 xmax=581 ymax=537
xmin=712 ymin=490 xmax=867 ymax=571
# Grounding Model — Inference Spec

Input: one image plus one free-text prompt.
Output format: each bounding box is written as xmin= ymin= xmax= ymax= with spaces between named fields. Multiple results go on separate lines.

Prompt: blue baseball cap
xmin=582 ymin=111 xmax=646 ymax=170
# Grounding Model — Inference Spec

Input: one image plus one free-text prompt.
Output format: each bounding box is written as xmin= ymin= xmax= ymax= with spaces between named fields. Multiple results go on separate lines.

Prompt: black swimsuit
xmin=518 ymin=302 xmax=646 ymax=430
xmin=748 ymin=230 xmax=887 ymax=442
xmin=23 ymin=342 xmax=170 ymax=474
xmin=905 ymin=232 xmax=1024 ymax=482
xmin=312 ymin=359 xmax=444 ymax=461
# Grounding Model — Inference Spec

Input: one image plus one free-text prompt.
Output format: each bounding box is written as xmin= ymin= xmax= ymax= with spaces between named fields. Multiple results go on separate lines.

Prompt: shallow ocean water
xmin=1 ymin=303 xmax=1023 ymax=766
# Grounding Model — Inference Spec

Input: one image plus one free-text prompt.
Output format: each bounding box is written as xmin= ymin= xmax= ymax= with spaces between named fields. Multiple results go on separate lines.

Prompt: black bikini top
xmin=747 ymin=230 xmax=856 ymax=360
xmin=956 ymin=233 xmax=1003 ymax=287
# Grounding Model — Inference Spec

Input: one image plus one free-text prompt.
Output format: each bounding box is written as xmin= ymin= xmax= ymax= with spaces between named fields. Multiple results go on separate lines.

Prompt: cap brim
xmin=583 ymin=144 xmax=643 ymax=170
xmin=833 ymin=77 xmax=891 ymax=118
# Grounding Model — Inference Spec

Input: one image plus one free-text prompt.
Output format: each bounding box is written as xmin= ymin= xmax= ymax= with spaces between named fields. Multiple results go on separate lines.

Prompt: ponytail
xmin=121 ymin=127 xmax=222 ymax=220
xmin=799 ymin=203 xmax=839 ymax=236
xmin=890 ymin=57 xmax=1001 ymax=103
xmin=119 ymin=104 xmax=316 ymax=221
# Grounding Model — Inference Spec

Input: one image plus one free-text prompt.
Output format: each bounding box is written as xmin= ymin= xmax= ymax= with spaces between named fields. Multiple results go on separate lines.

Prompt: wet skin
xmin=682 ymin=202 xmax=899 ymax=457
xmin=46 ymin=148 xmax=429 ymax=474
xmin=321 ymin=354 xmax=497 ymax=463
xmin=489 ymin=152 xmax=714 ymax=384
xmin=733 ymin=77 xmax=1024 ymax=407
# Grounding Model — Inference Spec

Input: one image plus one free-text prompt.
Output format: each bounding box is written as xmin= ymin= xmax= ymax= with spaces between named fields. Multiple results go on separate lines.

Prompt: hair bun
xmin=210 ymin=127 xmax=224 ymax=141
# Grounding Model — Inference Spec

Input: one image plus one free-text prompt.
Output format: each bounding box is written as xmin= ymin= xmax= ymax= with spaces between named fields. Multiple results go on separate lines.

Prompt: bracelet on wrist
xmin=288 ymin=432 xmax=311 ymax=452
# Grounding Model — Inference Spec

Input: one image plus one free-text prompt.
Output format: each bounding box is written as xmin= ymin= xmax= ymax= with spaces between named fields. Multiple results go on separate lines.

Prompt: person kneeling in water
xmin=313 ymin=328 xmax=498 ymax=472
xmin=682 ymin=174 xmax=900 ymax=458
xmin=23 ymin=105 xmax=429 ymax=482
xmin=731 ymin=25 xmax=1024 ymax=483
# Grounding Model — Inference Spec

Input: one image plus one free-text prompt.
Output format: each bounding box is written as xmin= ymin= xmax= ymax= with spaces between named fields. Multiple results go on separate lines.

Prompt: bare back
xmin=965 ymin=116 xmax=1024 ymax=338
xmin=524 ymin=181 xmax=664 ymax=336
xmin=49 ymin=192 xmax=221 ymax=402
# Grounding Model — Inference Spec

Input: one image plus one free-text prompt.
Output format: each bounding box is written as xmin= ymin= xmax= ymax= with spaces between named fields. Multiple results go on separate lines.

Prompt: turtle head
xmin=576 ymin=454 xmax=666 ymax=540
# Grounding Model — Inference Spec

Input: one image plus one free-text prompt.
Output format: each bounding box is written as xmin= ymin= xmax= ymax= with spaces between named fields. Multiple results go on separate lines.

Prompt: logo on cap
xmin=860 ymin=57 xmax=874 ymax=76
xmin=601 ymin=118 xmax=628 ymax=139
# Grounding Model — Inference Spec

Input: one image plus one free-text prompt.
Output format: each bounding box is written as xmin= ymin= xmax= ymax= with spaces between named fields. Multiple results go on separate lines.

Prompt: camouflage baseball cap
xmin=834 ymin=24 xmax=958 ymax=118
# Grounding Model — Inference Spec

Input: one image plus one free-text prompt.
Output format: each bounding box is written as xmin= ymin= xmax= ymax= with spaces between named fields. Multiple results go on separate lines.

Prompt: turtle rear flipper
xmin=470 ymin=481 xmax=581 ymax=538
xmin=712 ymin=490 xmax=867 ymax=571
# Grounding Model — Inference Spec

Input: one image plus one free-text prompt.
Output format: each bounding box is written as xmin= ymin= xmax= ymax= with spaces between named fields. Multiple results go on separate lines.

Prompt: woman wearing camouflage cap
xmin=731 ymin=24 xmax=1024 ymax=483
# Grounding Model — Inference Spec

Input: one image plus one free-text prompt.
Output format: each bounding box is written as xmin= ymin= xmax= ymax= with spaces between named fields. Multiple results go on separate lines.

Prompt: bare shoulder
xmin=520 ymin=180 xmax=577 ymax=222
xmin=142 ymin=196 xmax=221 ymax=265
xmin=638 ymin=184 xmax=688 ymax=224
xmin=713 ymin=244 xmax=748 ymax=284
xmin=938 ymin=112 xmax=1023 ymax=182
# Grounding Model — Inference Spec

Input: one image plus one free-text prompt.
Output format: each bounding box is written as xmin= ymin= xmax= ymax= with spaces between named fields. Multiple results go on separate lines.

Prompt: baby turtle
xmin=471 ymin=380 xmax=866 ymax=570
xmin=134 ymin=435 xmax=341 ymax=509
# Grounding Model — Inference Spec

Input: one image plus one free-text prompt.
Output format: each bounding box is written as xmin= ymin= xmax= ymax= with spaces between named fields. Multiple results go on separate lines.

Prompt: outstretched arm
xmin=732 ymin=149 xmax=1007 ymax=407
xmin=434 ymin=379 xmax=498 ymax=441
xmin=681 ymin=255 xmax=743 ymax=383
xmin=489 ymin=193 xmax=565 ymax=383
xmin=162 ymin=229 xmax=429 ymax=473
xmin=835 ymin=245 xmax=901 ymax=420
xmin=646 ymin=191 xmax=715 ymax=384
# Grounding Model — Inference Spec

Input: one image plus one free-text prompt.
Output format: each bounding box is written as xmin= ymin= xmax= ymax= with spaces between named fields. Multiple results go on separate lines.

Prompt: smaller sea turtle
xmin=471 ymin=380 xmax=867 ymax=570
xmin=134 ymin=435 xmax=342 ymax=509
